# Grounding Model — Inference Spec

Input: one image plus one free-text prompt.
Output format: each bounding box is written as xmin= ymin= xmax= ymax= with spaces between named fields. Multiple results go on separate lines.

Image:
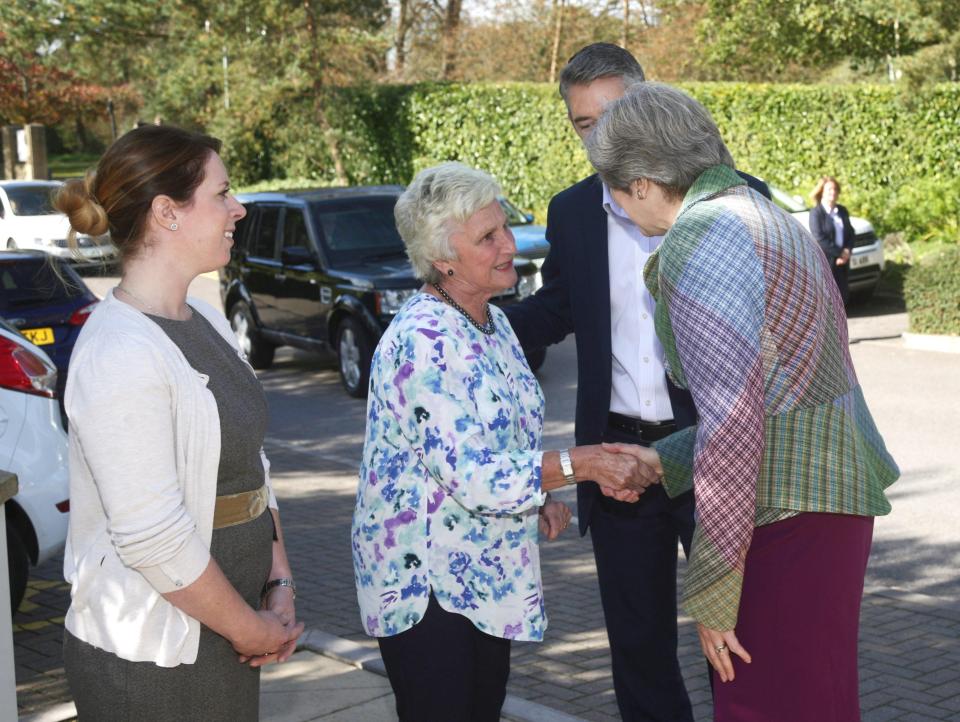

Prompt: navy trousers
xmin=377 ymin=594 xmax=511 ymax=722
xmin=588 ymin=424 xmax=696 ymax=722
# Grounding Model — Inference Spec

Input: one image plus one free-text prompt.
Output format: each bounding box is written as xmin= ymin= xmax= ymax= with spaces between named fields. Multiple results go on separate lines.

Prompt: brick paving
xmin=15 ymin=441 xmax=960 ymax=721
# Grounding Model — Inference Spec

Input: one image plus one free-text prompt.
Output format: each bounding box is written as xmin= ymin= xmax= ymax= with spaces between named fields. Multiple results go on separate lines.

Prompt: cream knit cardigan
xmin=63 ymin=289 xmax=277 ymax=667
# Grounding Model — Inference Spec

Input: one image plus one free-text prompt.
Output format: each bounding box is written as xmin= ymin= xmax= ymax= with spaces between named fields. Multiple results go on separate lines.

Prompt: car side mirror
xmin=281 ymin=246 xmax=316 ymax=267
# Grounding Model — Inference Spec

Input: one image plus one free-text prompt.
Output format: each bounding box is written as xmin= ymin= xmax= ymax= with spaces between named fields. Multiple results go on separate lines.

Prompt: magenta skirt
xmin=713 ymin=512 xmax=874 ymax=722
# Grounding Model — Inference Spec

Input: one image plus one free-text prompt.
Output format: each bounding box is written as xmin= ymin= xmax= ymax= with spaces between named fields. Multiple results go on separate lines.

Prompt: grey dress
xmin=64 ymin=309 xmax=274 ymax=722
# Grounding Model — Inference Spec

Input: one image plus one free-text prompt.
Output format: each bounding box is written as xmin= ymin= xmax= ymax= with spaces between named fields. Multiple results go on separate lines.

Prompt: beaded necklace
xmin=431 ymin=283 xmax=496 ymax=335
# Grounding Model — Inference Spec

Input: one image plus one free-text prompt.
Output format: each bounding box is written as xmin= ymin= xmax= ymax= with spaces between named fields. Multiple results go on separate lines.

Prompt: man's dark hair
xmin=559 ymin=43 xmax=646 ymax=103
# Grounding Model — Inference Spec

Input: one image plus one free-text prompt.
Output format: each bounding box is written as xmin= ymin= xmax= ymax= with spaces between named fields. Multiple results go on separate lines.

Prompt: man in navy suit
xmin=505 ymin=44 xmax=769 ymax=721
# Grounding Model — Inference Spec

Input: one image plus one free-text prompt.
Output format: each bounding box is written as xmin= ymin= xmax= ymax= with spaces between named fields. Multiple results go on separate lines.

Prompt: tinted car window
xmin=0 ymin=258 xmax=85 ymax=311
xmin=283 ymin=209 xmax=311 ymax=250
xmin=251 ymin=207 xmax=281 ymax=258
xmin=233 ymin=208 xmax=253 ymax=253
xmin=309 ymin=196 xmax=404 ymax=263
xmin=6 ymin=186 xmax=59 ymax=216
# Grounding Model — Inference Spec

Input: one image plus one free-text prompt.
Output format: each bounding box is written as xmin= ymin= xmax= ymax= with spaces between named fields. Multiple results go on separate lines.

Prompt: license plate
xmin=851 ymin=254 xmax=873 ymax=268
xmin=22 ymin=327 xmax=55 ymax=345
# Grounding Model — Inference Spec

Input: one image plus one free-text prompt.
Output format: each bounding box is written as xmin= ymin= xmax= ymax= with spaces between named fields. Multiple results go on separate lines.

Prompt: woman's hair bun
xmin=55 ymin=172 xmax=110 ymax=237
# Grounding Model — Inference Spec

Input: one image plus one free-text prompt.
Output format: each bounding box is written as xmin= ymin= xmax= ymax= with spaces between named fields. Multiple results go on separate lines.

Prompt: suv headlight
xmin=377 ymin=288 xmax=418 ymax=315
xmin=515 ymin=273 xmax=540 ymax=299
xmin=35 ymin=237 xmax=70 ymax=248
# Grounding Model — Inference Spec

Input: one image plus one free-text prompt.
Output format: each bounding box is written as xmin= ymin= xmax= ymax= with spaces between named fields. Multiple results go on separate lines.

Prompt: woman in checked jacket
xmin=586 ymin=83 xmax=899 ymax=722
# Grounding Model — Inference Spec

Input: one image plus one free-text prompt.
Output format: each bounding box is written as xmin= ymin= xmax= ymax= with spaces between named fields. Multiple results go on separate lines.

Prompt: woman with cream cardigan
xmin=56 ymin=125 xmax=303 ymax=721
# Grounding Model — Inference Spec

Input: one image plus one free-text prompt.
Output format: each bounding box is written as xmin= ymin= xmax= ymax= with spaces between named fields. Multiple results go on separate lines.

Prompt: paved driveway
xmin=13 ymin=277 xmax=960 ymax=720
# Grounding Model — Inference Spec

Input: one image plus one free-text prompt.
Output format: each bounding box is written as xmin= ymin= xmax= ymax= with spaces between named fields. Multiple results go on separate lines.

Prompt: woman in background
xmin=809 ymin=175 xmax=856 ymax=304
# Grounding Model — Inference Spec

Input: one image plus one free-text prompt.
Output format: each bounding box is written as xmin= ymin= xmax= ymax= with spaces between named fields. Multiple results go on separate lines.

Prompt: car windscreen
xmin=768 ymin=185 xmax=807 ymax=214
xmin=498 ymin=197 xmax=531 ymax=226
xmin=0 ymin=258 xmax=87 ymax=312
xmin=308 ymin=196 xmax=406 ymax=263
xmin=5 ymin=186 xmax=60 ymax=216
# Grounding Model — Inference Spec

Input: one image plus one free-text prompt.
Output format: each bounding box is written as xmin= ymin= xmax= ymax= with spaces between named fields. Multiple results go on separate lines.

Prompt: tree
xmin=621 ymin=0 xmax=629 ymax=48
xmin=549 ymin=0 xmax=566 ymax=83
xmin=395 ymin=0 xmax=414 ymax=74
xmin=440 ymin=0 xmax=464 ymax=79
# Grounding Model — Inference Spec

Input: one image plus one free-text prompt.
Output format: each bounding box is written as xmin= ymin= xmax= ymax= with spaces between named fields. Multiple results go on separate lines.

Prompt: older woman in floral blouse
xmin=352 ymin=162 xmax=660 ymax=722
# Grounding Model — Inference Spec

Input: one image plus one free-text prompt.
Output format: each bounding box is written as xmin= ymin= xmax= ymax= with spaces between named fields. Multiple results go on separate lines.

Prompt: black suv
xmin=219 ymin=186 xmax=542 ymax=397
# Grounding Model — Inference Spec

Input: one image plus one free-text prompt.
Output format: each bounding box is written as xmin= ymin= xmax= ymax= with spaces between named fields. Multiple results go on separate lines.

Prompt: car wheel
xmin=6 ymin=524 xmax=30 ymax=613
xmin=524 ymin=346 xmax=547 ymax=373
xmin=337 ymin=317 xmax=373 ymax=398
xmin=230 ymin=301 xmax=275 ymax=369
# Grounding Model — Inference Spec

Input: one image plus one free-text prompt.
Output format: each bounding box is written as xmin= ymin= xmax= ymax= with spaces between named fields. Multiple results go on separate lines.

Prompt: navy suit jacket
xmin=504 ymin=174 xmax=697 ymax=534
xmin=809 ymin=203 xmax=855 ymax=262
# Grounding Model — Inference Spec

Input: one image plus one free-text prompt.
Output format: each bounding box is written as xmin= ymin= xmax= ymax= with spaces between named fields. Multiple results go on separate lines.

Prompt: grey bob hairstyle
xmin=586 ymin=82 xmax=735 ymax=198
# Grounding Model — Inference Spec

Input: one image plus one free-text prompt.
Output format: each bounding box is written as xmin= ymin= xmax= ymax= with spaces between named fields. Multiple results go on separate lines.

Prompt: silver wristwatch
xmin=263 ymin=577 xmax=296 ymax=599
xmin=559 ymin=449 xmax=576 ymax=485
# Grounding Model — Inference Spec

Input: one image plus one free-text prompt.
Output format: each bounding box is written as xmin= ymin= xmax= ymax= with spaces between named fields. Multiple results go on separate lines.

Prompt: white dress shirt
xmin=823 ymin=202 xmax=845 ymax=248
xmin=602 ymin=184 xmax=674 ymax=422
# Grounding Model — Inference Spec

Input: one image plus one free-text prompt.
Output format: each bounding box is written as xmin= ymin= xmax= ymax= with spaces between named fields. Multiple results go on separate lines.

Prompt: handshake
xmin=574 ymin=443 xmax=663 ymax=503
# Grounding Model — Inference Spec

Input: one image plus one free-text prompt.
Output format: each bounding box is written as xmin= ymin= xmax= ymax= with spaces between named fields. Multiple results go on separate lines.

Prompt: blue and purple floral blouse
xmin=352 ymin=293 xmax=547 ymax=642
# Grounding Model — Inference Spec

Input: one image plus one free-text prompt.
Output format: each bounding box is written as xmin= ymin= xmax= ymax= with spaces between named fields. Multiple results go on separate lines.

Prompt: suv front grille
xmin=854 ymin=231 xmax=877 ymax=248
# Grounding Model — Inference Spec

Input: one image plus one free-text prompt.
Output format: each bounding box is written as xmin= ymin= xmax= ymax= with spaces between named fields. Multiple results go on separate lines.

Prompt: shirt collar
xmin=601 ymin=182 xmax=633 ymax=223
xmin=601 ymin=182 xmax=664 ymax=252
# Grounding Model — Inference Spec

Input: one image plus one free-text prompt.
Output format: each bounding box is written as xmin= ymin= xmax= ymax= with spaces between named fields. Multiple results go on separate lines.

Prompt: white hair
xmin=395 ymin=162 xmax=501 ymax=284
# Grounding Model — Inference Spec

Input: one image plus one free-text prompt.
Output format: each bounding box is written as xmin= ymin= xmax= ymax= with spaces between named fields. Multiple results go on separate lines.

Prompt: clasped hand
xmin=236 ymin=587 xmax=304 ymax=667
xmin=592 ymin=442 xmax=663 ymax=503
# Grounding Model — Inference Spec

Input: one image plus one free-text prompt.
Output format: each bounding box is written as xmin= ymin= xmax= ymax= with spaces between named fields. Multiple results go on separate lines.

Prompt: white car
xmin=0 ymin=180 xmax=117 ymax=265
xmin=0 ymin=320 xmax=70 ymax=612
xmin=767 ymin=184 xmax=885 ymax=301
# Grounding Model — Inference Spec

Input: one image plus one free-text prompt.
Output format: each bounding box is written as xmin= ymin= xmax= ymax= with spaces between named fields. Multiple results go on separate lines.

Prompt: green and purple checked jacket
xmin=646 ymin=165 xmax=899 ymax=630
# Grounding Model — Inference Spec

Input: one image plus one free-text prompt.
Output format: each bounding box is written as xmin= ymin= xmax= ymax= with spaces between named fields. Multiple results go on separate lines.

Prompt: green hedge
xmin=215 ymin=82 xmax=960 ymax=243
xmin=688 ymin=83 xmax=960 ymax=244
xmin=904 ymin=246 xmax=960 ymax=335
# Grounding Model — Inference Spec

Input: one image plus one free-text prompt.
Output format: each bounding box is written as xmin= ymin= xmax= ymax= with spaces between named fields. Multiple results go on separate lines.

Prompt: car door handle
xmin=274 ymin=272 xmax=286 ymax=282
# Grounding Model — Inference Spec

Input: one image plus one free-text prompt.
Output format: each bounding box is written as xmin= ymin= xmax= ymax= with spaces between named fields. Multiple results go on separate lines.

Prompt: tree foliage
xmin=1 ymin=0 xmax=958 ymax=167
xmin=694 ymin=0 xmax=960 ymax=81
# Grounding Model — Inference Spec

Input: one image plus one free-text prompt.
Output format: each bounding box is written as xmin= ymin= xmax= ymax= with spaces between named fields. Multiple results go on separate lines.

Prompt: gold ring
xmin=715 ymin=644 xmax=728 ymax=654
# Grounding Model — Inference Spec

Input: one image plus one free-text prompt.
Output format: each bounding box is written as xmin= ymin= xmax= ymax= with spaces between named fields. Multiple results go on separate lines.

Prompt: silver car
xmin=768 ymin=184 xmax=885 ymax=301
xmin=0 ymin=180 xmax=117 ymax=266
xmin=0 ymin=319 xmax=70 ymax=612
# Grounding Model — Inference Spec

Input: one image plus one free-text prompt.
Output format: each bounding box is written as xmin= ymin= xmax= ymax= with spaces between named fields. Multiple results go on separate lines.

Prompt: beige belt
xmin=213 ymin=484 xmax=269 ymax=530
